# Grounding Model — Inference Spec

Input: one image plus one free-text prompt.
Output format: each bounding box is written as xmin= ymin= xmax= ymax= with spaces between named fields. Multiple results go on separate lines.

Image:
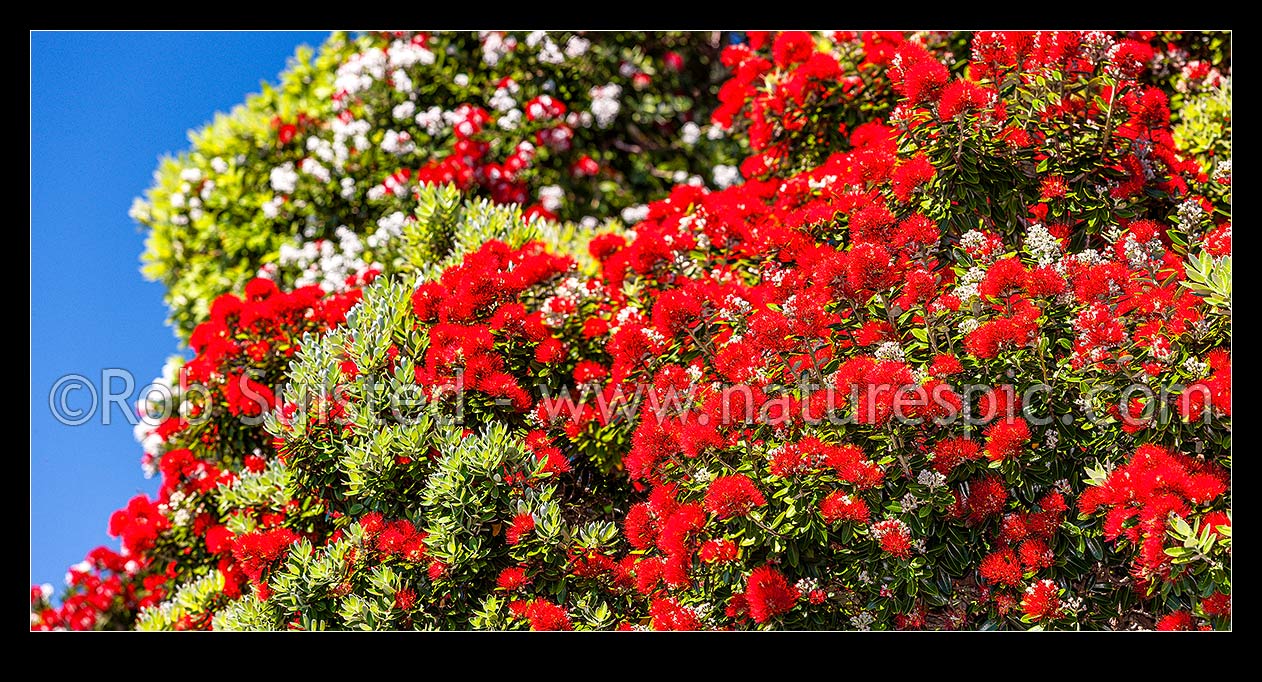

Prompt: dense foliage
xmin=33 ymin=30 xmax=1230 ymax=631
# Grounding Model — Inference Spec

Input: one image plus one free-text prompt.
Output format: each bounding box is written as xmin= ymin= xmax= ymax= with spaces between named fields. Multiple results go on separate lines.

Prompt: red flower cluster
xmin=1079 ymin=444 xmax=1228 ymax=580
xmin=412 ymin=240 xmax=574 ymax=413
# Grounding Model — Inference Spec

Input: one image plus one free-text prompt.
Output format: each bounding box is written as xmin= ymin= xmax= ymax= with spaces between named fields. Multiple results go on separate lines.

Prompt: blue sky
xmin=30 ymin=31 xmax=331 ymax=590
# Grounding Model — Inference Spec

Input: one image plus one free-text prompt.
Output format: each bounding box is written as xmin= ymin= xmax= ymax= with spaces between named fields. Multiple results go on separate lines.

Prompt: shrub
xmin=34 ymin=30 xmax=1230 ymax=631
xmin=133 ymin=31 xmax=743 ymax=336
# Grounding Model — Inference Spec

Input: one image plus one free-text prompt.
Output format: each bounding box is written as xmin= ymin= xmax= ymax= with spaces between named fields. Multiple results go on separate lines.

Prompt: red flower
xmin=520 ymin=599 xmax=572 ymax=631
xmin=394 ymin=588 xmax=417 ymax=611
xmin=965 ymin=474 xmax=1008 ymax=524
xmin=983 ymin=418 xmax=1030 ymax=461
xmin=820 ymin=491 xmax=870 ymax=525
xmin=505 ymin=513 xmax=536 ymax=545
xmin=1201 ymin=592 xmax=1231 ymax=618
xmin=1020 ymin=579 xmax=1063 ymax=622
xmin=231 ymin=527 xmax=300 ymax=587
xmin=980 ymin=547 xmax=1023 ymax=587
xmin=871 ymin=519 xmax=913 ymax=558
xmin=650 ymin=597 xmax=704 ymax=630
xmin=745 ymin=565 xmax=799 ymax=623
xmin=497 ymin=566 xmax=531 ymax=592
xmin=699 ymin=538 xmax=740 ymax=564
xmin=772 ymin=31 xmax=815 ymax=67
xmin=1039 ymin=175 xmax=1068 ymax=199
xmin=704 ymin=475 xmax=767 ymax=519
xmin=1156 ymin=611 xmax=1195 ymax=631
xmin=205 ymin=525 xmax=235 ymax=555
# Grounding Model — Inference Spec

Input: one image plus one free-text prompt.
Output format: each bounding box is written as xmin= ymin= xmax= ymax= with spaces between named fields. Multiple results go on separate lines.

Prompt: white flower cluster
xmin=299 ymin=158 xmax=331 ymax=184
xmin=564 ymin=36 xmax=590 ymax=59
xmin=795 ymin=577 xmax=820 ymax=594
xmin=538 ymin=185 xmax=565 ymax=213
xmin=276 ymin=226 xmax=380 ymax=292
xmin=588 ymin=83 xmax=622 ymax=128
xmin=917 ymin=469 xmax=946 ymax=489
xmin=874 ymin=341 xmax=906 ymax=362
xmin=1213 ymin=159 xmax=1231 ymax=183
xmin=1024 ymin=223 xmax=1061 ymax=266
xmin=269 ymin=162 xmax=299 ymax=195
xmin=489 ymin=80 xmax=519 ymax=113
xmin=959 ymin=229 xmax=989 ymax=253
xmin=957 ymin=317 xmax=982 ymax=335
xmin=380 ymin=129 xmax=416 ymax=155
xmin=386 ymin=39 xmax=436 ymax=70
xmin=712 ymin=164 xmax=742 ymax=189
xmin=479 ymin=32 xmax=517 ymax=66
xmin=717 ymin=293 xmax=753 ymax=321
xmin=1182 ymin=356 xmax=1210 ymax=379
xmin=1083 ymin=31 xmax=1117 ymax=62
xmin=952 ymin=265 xmax=987 ymax=306
xmin=620 ymin=204 xmax=649 ymax=225
xmin=680 ymin=121 xmax=701 ymax=146
xmin=369 ymin=211 xmax=408 ymax=250
xmin=1121 ymin=233 xmax=1164 ymax=269
xmin=334 ymin=49 xmax=388 ymax=98
xmin=414 ymin=106 xmax=445 ymax=136
xmin=328 ymin=115 xmax=372 ymax=166
xmin=849 ymin=611 xmax=876 ymax=630
xmin=1176 ymin=198 xmax=1205 ymax=233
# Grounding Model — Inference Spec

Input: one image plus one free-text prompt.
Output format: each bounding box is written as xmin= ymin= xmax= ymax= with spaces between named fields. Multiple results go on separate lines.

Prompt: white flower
xmin=481 ymin=32 xmax=507 ymax=66
xmin=179 ymin=167 xmax=203 ymax=183
xmin=260 ymin=197 xmax=283 ymax=219
xmin=1176 ymin=198 xmax=1205 ymax=233
xmin=712 ymin=164 xmax=741 ymax=189
xmin=1212 ymin=159 xmax=1231 ymax=183
xmin=387 ymin=41 xmax=434 ymax=69
xmin=269 ymin=163 xmax=299 ymax=194
xmin=875 ymin=341 xmax=905 ymax=362
xmin=677 ymin=122 xmax=701 ymax=147
xmin=497 ymin=108 xmax=522 ymax=131
xmin=917 ymin=469 xmax=946 ymax=489
xmin=209 ymin=156 xmax=228 ymax=174
xmin=392 ymin=101 xmax=416 ymax=121
xmin=453 ymin=73 xmax=470 ymax=88
xmin=299 ymin=158 xmax=331 ymax=184
xmin=564 ymin=35 xmax=590 ymax=59
xmin=588 ymin=84 xmax=623 ymax=128
xmin=1024 ymin=223 xmax=1061 ymax=266
xmin=381 ymin=129 xmax=415 ymax=155
xmin=960 ymin=229 xmax=989 ymax=252
xmin=621 ymin=204 xmax=649 ymax=225
xmin=489 ymin=87 xmax=517 ymax=113
xmin=538 ymin=185 xmax=564 ymax=213
xmin=128 ymin=198 xmax=151 ymax=222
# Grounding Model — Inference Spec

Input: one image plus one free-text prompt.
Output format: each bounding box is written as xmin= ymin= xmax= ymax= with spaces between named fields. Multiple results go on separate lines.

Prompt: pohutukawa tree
xmin=32 ymin=30 xmax=1230 ymax=631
